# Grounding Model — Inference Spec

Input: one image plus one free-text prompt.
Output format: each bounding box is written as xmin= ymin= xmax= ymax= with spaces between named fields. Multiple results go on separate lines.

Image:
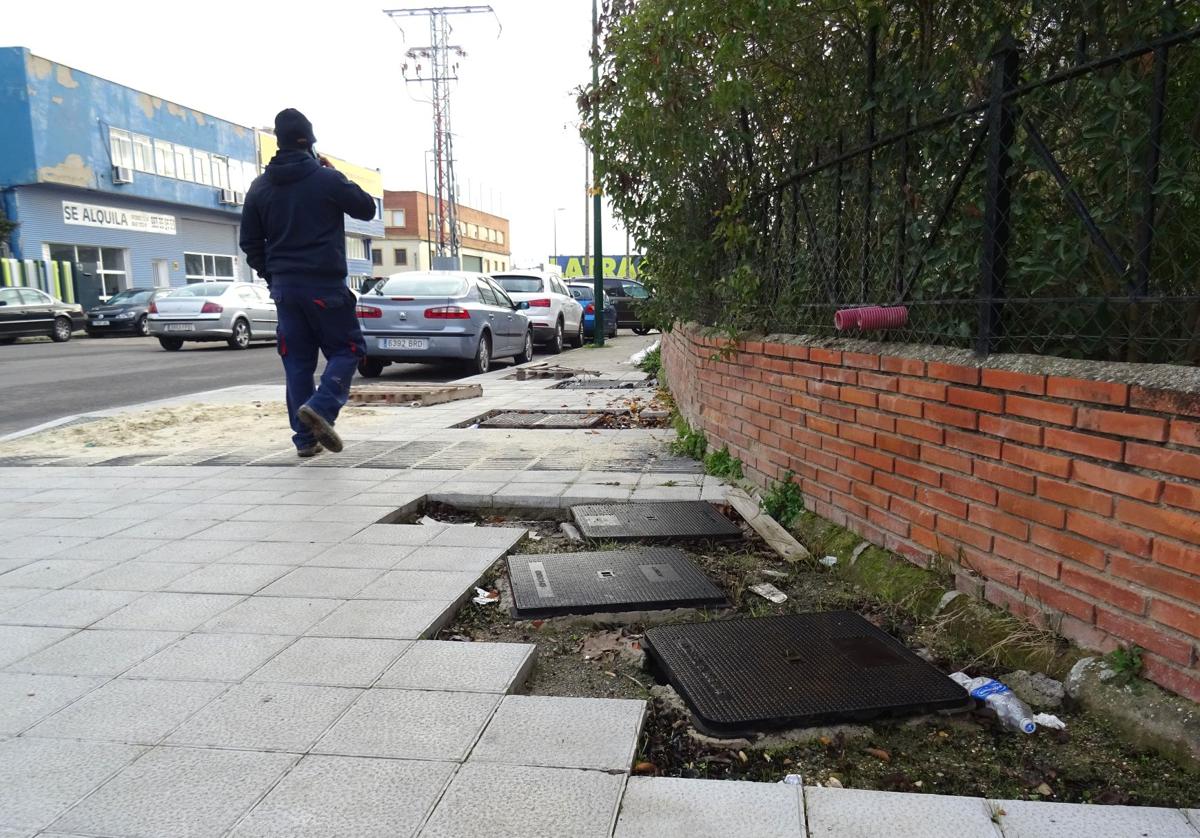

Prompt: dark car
xmin=602 ymin=278 xmax=653 ymax=334
xmin=86 ymin=288 xmax=170 ymax=337
xmin=0 ymin=286 xmax=85 ymax=344
xmin=566 ymin=282 xmax=618 ymax=338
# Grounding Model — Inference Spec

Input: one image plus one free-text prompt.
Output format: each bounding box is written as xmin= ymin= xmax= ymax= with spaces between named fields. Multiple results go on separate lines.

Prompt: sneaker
xmin=297 ymin=442 xmax=324 ymax=458
xmin=297 ymin=405 xmax=344 ymax=453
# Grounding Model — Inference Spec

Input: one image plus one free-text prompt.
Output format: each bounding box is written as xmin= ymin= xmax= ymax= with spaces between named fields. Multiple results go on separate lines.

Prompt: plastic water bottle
xmin=950 ymin=672 xmax=1036 ymax=734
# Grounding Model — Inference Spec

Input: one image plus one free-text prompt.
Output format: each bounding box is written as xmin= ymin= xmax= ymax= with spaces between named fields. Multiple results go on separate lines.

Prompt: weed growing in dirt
xmin=762 ymin=471 xmax=805 ymax=526
xmin=670 ymin=415 xmax=708 ymax=459
xmin=638 ymin=345 xmax=662 ymax=377
xmin=704 ymin=446 xmax=743 ymax=479
xmin=1105 ymin=645 xmax=1144 ymax=687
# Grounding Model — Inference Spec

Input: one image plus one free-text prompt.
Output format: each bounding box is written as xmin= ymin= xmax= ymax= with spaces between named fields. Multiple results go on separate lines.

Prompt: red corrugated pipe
xmin=834 ymin=305 xmax=908 ymax=331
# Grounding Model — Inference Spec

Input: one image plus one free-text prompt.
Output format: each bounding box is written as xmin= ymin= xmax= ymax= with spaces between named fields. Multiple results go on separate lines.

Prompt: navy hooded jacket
xmin=239 ymin=149 xmax=377 ymax=286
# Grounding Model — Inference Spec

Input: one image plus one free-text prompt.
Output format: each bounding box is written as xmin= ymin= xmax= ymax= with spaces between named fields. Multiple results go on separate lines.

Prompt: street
xmin=0 ymin=335 xmax=470 ymax=438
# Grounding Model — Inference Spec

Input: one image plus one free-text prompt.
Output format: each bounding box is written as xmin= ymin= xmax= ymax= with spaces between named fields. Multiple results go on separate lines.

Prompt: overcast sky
xmin=5 ymin=0 xmax=631 ymax=266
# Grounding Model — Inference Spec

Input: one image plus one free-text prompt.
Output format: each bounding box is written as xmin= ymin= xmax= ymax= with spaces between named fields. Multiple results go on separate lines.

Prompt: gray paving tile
xmin=427 ymin=526 xmax=527 ymax=550
xmin=94 ymin=592 xmax=243 ymax=631
xmin=118 ymin=519 xmax=220 ymax=540
xmin=0 ymin=626 xmax=77 ymax=668
xmin=1186 ymin=810 xmax=1200 ymax=832
xmin=248 ymin=637 xmax=409 ymax=687
xmin=200 ymin=597 xmax=342 ymax=635
xmin=0 ymin=536 xmax=93 ymax=562
xmin=349 ymin=524 xmax=443 ymax=546
xmin=0 ymin=559 xmax=112 ymax=589
xmin=615 ymin=776 xmax=804 ymax=838
xmin=166 ymin=682 xmax=360 ymax=752
xmin=805 ymin=787 xmax=999 ymax=838
xmin=23 ymin=501 xmax=124 ymax=519
xmin=0 ymin=558 xmax=35 ymax=576
xmin=0 ymin=737 xmax=145 ymax=831
xmin=68 ymin=561 xmax=202 ymax=591
xmin=355 ymin=570 xmax=481 ymax=601
xmin=392 ymin=546 xmax=504 ymax=574
xmin=309 ymin=504 xmax=396 ymax=524
xmin=165 ymin=564 xmax=293 ymax=594
xmin=314 ymin=688 xmax=499 ymax=760
xmin=378 ymin=640 xmax=535 ymax=693
xmin=0 ymin=673 xmax=107 ymax=735
xmin=57 ymin=536 xmax=171 ymax=562
xmin=193 ymin=521 xmax=282 ymax=542
xmin=0 ymin=517 xmax=68 ymax=538
xmin=138 ymin=539 xmax=249 ymax=563
xmin=470 ymin=694 xmax=645 ymax=771
xmin=229 ymin=755 xmax=456 ymax=837
xmin=992 ymin=798 xmax=1197 ymax=838
xmin=419 ymin=762 xmax=623 ymax=838
xmin=232 ymin=504 xmax=327 ymax=523
xmin=51 ymin=745 xmax=297 ymax=838
xmin=126 ymin=633 xmax=293 ymax=681
xmin=0 ymin=587 xmax=50 ymax=614
xmin=36 ymin=518 xmax=137 ymax=539
xmin=308 ymin=599 xmax=454 ymax=639
xmin=27 ymin=677 xmax=227 ymax=744
xmin=221 ymin=541 xmax=329 ymax=565
xmin=264 ymin=521 xmax=368 ymax=544
xmin=9 ymin=629 xmax=180 ymax=676
xmin=0 ymin=589 xmax=142 ymax=628
xmin=259 ymin=567 xmax=383 ymax=598
xmin=306 ymin=543 xmax=417 ymax=569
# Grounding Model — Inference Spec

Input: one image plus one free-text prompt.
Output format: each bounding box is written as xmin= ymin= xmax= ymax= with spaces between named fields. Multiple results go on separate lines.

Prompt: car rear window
xmin=109 ymin=290 xmax=154 ymax=304
xmin=494 ymin=276 xmax=544 ymax=293
xmin=378 ymin=274 xmax=468 ymax=296
xmin=567 ymin=285 xmax=593 ymax=300
xmin=175 ymin=283 xmax=229 ymax=297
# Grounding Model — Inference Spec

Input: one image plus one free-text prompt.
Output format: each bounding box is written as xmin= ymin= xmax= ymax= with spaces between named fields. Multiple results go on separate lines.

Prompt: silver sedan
xmin=147 ymin=281 xmax=277 ymax=351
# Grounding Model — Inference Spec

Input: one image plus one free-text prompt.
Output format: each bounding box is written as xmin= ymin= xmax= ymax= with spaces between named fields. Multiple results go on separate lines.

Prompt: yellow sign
xmin=255 ymin=131 xmax=382 ymax=198
xmin=555 ymin=255 xmax=642 ymax=280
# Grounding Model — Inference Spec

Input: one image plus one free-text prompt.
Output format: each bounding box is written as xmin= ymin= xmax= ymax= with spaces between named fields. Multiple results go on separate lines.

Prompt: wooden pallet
xmin=348 ymin=382 xmax=483 ymax=406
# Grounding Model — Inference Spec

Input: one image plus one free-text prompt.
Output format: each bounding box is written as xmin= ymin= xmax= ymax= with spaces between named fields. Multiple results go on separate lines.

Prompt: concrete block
xmin=308 ymin=599 xmax=454 ymax=639
xmin=193 ymin=521 xmax=282 ymax=542
xmin=67 ymin=561 xmax=201 ymax=591
xmin=0 ymin=536 xmax=94 ymax=562
xmin=229 ymin=755 xmax=455 ymax=837
xmin=166 ymin=682 xmax=360 ymax=751
xmin=259 ymin=567 xmax=383 ymax=599
xmin=95 ymin=592 xmax=242 ymax=631
xmin=805 ymin=787 xmax=1000 ymax=838
xmin=306 ymin=543 xmax=416 ymax=569
xmin=0 ymin=587 xmax=49 ymax=614
xmin=58 ymin=536 xmax=170 ymax=562
xmin=221 ymin=541 xmax=329 ymax=565
xmin=0 ymin=737 xmax=144 ymax=831
xmin=378 ymin=640 xmax=535 ymax=693
xmin=137 ymin=539 xmax=249 ymax=563
xmin=428 ymin=525 xmax=528 ymax=550
xmin=9 ymin=629 xmax=179 ymax=676
xmin=355 ymin=570 xmax=481 ymax=601
xmin=51 ymin=745 xmax=295 ymax=838
xmin=0 ymin=626 xmax=76 ymax=668
xmin=165 ymin=564 xmax=293 ymax=595
xmin=314 ymin=688 xmax=500 ymax=760
xmin=248 ymin=637 xmax=409 ymax=687
xmin=127 ymin=632 xmax=292 ymax=682
xmin=419 ymin=762 xmax=623 ymax=838
xmin=470 ymin=694 xmax=645 ymax=772
xmin=0 ymin=559 xmax=113 ymax=589
xmin=992 ymin=798 xmax=1198 ymax=838
xmin=349 ymin=524 xmax=443 ymax=547
xmin=117 ymin=519 xmax=220 ymax=540
xmin=615 ymin=776 xmax=804 ymax=838
xmin=0 ymin=673 xmax=106 ymax=735
xmin=200 ymin=597 xmax=341 ymax=635
xmin=392 ymin=546 xmax=505 ymax=574
xmin=0 ymin=589 xmax=141 ymax=628
xmin=264 ymin=521 xmax=368 ymax=543
xmin=232 ymin=504 xmax=327 ymax=523
xmin=37 ymin=518 xmax=137 ymax=539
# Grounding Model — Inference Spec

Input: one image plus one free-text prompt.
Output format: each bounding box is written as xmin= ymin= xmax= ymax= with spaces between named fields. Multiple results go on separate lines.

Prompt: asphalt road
xmin=0 ymin=334 xmax=474 ymax=438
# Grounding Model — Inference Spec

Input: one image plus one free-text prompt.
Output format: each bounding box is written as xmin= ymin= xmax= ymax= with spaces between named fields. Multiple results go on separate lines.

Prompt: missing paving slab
xmin=348 ymin=382 xmax=482 ymax=406
xmin=643 ymin=612 xmax=970 ymax=737
xmin=506 ymin=547 xmax=729 ymax=618
xmin=572 ymin=501 xmax=743 ymax=542
xmin=480 ymin=412 xmax=604 ymax=430
xmin=553 ymin=378 xmax=657 ymax=390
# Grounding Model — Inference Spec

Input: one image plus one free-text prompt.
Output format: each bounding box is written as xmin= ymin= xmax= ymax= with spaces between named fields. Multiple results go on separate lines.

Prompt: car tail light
xmin=148 ymin=301 xmax=158 ymax=314
xmin=200 ymin=301 xmax=223 ymax=313
xmin=424 ymin=306 xmax=471 ymax=319
xmin=529 ymin=298 xmax=551 ymax=308
xmin=357 ymin=304 xmax=383 ymax=318
xmin=584 ymin=303 xmax=595 ymax=314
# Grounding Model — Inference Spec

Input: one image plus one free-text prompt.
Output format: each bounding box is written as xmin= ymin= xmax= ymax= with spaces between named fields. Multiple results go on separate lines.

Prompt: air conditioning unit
xmin=233 ymin=191 xmax=245 ymax=205
xmin=219 ymin=189 xmax=238 ymax=205
xmin=112 ymin=166 xmax=133 ymax=184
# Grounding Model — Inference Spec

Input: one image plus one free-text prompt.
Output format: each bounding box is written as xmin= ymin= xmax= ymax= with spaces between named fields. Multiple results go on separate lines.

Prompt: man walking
xmin=240 ymin=108 xmax=378 ymax=457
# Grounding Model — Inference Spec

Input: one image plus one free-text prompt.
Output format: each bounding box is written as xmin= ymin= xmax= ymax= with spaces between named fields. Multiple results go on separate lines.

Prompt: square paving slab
xmin=506 ymin=547 xmax=728 ymax=618
xmin=992 ymin=798 xmax=1199 ymax=838
xmin=307 ymin=598 xmax=455 ymax=639
xmin=247 ymin=637 xmax=410 ymax=687
xmin=0 ymin=673 xmax=106 ymax=735
xmin=9 ymin=629 xmax=180 ymax=677
xmin=571 ymin=501 xmax=742 ymax=541
xmin=0 ymin=589 xmax=142 ymax=628
xmin=643 ymin=612 xmax=969 ymax=736
xmin=805 ymin=787 xmax=1000 ymax=838
xmin=125 ymin=633 xmax=293 ymax=682
xmin=377 ymin=640 xmax=535 ymax=693
xmin=614 ymin=776 xmax=805 ymax=838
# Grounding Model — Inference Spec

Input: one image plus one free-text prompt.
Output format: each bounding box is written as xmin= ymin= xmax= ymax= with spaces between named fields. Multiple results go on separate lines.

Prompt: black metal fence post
xmin=861 ymin=24 xmax=879 ymax=302
xmin=976 ymin=35 xmax=1021 ymax=356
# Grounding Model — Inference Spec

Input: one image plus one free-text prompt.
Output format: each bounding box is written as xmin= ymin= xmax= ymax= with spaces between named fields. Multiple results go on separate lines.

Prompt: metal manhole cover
xmin=572 ymin=501 xmax=742 ymax=541
xmin=643 ymin=612 xmax=970 ymax=736
xmin=507 ymin=548 xmax=728 ymax=618
xmin=553 ymin=378 xmax=654 ymax=390
xmin=479 ymin=412 xmax=546 ymax=429
xmin=533 ymin=413 xmax=604 ymax=429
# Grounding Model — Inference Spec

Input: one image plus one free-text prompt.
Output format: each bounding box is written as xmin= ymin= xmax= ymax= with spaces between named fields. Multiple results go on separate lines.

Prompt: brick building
xmin=373 ymin=190 xmax=510 ymax=275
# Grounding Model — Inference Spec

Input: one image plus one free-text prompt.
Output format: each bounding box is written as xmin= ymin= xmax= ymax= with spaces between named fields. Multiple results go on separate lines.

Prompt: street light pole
xmin=591 ymin=0 xmax=604 ymax=346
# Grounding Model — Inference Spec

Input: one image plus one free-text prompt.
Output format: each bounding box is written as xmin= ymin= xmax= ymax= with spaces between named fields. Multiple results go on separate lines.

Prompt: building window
xmin=469 ymin=224 xmax=479 ymax=240
xmin=49 ymin=244 xmax=127 ymax=297
xmin=344 ymin=236 xmax=368 ymax=262
xmin=184 ymin=252 xmax=235 ymax=282
xmin=373 ymin=198 xmax=383 ymax=221
xmin=394 ymin=248 xmax=407 ymax=266
xmin=154 ymin=140 xmax=176 ymax=178
xmin=498 ymin=230 xmax=505 ymax=245
xmin=389 ymin=209 xmax=406 ymax=226
xmin=192 ymin=150 xmax=212 ymax=185
xmin=371 ymin=249 xmax=382 ymax=266
xmin=132 ymin=134 xmax=154 ymax=173
xmin=108 ymin=128 xmax=134 ymax=169
xmin=174 ymin=145 xmax=193 ymax=181
xmin=211 ymin=156 xmax=229 ymax=191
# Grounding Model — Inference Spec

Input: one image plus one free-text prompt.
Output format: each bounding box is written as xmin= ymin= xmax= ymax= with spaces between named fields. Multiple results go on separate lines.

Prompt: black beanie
xmin=274 ymin=108 xmax=317 ymax=150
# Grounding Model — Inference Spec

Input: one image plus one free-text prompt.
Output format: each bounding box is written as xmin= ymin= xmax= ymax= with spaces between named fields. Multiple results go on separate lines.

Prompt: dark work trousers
xmin=270 ymin=283 xmax=365 ymax=450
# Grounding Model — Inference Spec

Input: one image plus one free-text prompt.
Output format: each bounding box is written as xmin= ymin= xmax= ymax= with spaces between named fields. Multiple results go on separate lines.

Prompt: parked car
xmin=492 ymin=270 xmax=584 ymax=353
xmin=85 ymin=287 xmax=172 ymax=337
xmin=566 ymin=282 xmax=618 ymax=338
xmin=356 ymin=271 xmax=534 ymax=377
xmin=603 ymin=278 xmax=654 ymax=334
xmin=147 ymin=281 xmax=277 ymax=351
xmin=0 ymin=286 xmax=84 ymax=344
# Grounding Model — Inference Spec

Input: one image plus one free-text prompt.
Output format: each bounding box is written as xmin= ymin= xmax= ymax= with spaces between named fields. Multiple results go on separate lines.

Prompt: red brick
xmin=1058 ymin=614 xmax=1118 ymax=654
xmin=810 ymin=347 xmax=842 ymax=365
xmin=782 ymin=344 xmax=810 ymax=360
xmin=1031 ymin=525 xmax=1106 ymax=569
xmin=1077 ymin=408 xmax=1167 ymax=442
xmin=839 ymin=424 xmax=876 ymax=447
xmin=741 ymin=340 xmax=764 ymax=354
xmin=1169 ymin=419 xmax=1200 ymax=449
xmin=1162 ymin=482 xmax=1200 ymax=512
xmin=1020 ymin=576 xmax=1095 ymax=621
xmin=994 ymin=537 xmax=1061 ymax=577
xmin=986 ymin=580 xmax=1042 ymax=621
xmin=925 ymin=403 xmax=978 ymax=430
xmin=916 ymin=487 xmax=968 ymax=519
xmin=1152 ymin=539 xmax=1200 ymax=576
xmin=979 ymin=415 xmax=1043 ymax=446
xmin=842 ymin=351 xmax=880 ymax=370
xmin=1109 ymin=555 xmax=1200 ymax=604
xmin=1001 ymin=443 xmax=1072 ymax=478
xmin=1035 ymin=478 xmax=1113 ymax=517
xmin=792 ymin=361 xmax=822 ymax=379
xmin=868 ymin=507 xmax=910 ymax=537
xmin=1006 ymin=395 xmax=1076 ymax=426
xmin=1047 ymin=376 xmax=1129 ymax=406
xmin=815 ymin=468 xmax=853 ymax=494
xmin=856 ymin=409 xmax=896 ymax=433
xmin=1129 ymin=385 xmax=1200 ymax=417
xmin=855 ymin=447 xmax=894 ymax=473
xmin=965 ymin=554 xmax=1019 ymax=588
xmin=898 ymin=378 xmax=947 ymax=401
xmin=821 ymin=365 xmax=857 ymax=384
xmin=947 ymin=387 xmax=1003 ymax=413
xmin=944 ymin=473 xmax=997 ymax=505
xmin=820 ymin=402 xmax=856 ymax=422
xmin=895 ymin=459 xmax=942 ymax=487
xmin=1116 ymin=498 xmax=1198 ymax=542
xmin=1142 ymin=656 xmax=1200 ymax=704
xmin=837 ymin=457 xmax=873 ymax=484
xmin=807 ymin=416 xmax=838 ymax=437
xmin=824 ymin=437 xmax=855 ymax=459
xmin=974 ymin=461 xmax=1036 ymax=494
xmin=928 ymin=362 xmax=980 ymax=386
xmin=1150 ymin=600 xmax=1200 ymax=640
xmin=1000 ymin=492 xmax=1067 ymax=528
xmin=968 ymin=505 xmax=1030 ymax=540
xmin=829 ymin=491 xmax=868 ymax=519
xmin=1071 ymin=460 xmax=1162 ymax=502
xmin=881 ymin=355 xmax=924 ymax=376
xmin=874 ymin=471 xmax=918 ymax=500
xmin=859 ymin=372 xmax=899 ymax=392
xmin=809 ymin=381 xmax=839 ymax=400
xmin=877 ymin=434 xmax=920 ymax=460
xmin=912 ymin=524 xmax=940 ymax=551
xmin=878 ymin=394 xmax=924 ymax=419
xmin=1044 ymin=428 xmax=1124 ymax=462
xmin=852 ymin=481 xmax=890 ymax=508
xmin=935 ymin=515 xmax=994 ymax=551
xmin=921 ymin=445 xmax=973 ymax=474
xmin=1096 ymin=610 xmax=1193 ymax=665
xmin=945 ymin=429 xmax=1002 ymax=459
xmin=840 ymin=387 xmax=877 ymax=408
xmin=895 ymin=418 xmax=942 ymax=443
xmin=1125 ymin=441 xmax=1200 ymax=481
xmin=981 ymin=369 xmax=1046 ymax=395
xmin=791 ymin=393 xmax=820 ymax=412
xmin=1066 ymin=510 xmax=1151 ymax=556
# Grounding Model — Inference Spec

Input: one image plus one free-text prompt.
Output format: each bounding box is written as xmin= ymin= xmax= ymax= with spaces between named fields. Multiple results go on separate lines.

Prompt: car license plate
xmin=165 ymin=324 xmax=195 ymax=332
xmin=380 ymin=338 xmax=427 ymax=350
xmin=91 ymin=320 xmax=110 ymax=326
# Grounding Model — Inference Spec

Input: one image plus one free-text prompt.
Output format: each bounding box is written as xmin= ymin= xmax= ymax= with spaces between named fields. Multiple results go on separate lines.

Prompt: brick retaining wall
xmin=663 ymin=325 xmax=1200 ymax=701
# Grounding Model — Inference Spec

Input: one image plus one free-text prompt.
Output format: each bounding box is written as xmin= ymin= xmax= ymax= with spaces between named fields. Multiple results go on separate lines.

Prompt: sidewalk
xmin=1 ymin=334 xmax=1197 ymax=837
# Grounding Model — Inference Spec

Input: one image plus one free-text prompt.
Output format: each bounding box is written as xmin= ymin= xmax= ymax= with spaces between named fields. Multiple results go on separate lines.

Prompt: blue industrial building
xmin=0 ymin=47 xmax=383 ymax=295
